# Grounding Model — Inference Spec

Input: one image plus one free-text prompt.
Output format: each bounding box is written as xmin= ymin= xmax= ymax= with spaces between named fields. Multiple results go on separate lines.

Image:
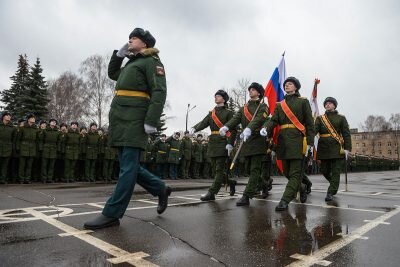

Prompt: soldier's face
xmin=161 ymin=136 xmax=166 ymax=142
xmin=3 ymin=114 xmax=11 ymax=122
xmin=324 ymin=102 xmax=336 ymax=112
xmin=91 ymin=125 xmax=97 ymax=131
xmin=61 ymin=126 xmax=67 ymax=131
xmin=71 ymin=124 xmax=77 ymax=129
xmin=28 ymin=117 xmax=35 ymax=125
xmin=40 ymin=123 xmax=46 ymax=129
xmin=50 ymin=121 xmax=56 ymax=127
xmin=284 ymin=82 xmax=296 ymax=94
xmin=249 ymin=88 xmax=260 ymax=99
xmin=214 ymin=95 xmax=224 ymax=104
xmin=128 ymin=37 xmax=147 ymax=52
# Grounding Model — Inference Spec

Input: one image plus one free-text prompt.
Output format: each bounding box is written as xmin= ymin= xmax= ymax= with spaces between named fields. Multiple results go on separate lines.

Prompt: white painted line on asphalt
xmin=59 ymin=230 xmax=93 ymax=236
xmin=363 ymin=219 xmax=390 ymax=225
xmin=87 ymin=203 xmax=105 ymax=209
xmin=173 ymin=196 xmax=200 ymax=201
xmin=370 ymin=192 xmax=384 ymax=196
xmin=286 ymin=206 xmax=400 ymax=267
xmin=135 ymin=199 xmax=159 ymax=205
xmin=25 ymin=207 xmax=158 ymax=267
xmin=107 ymin=252 xmax=150 ymax=265
xmin=336 ymin=233 xmax=369 ymax=240
xmin=254 ymin=198 xmax=386 ymax=214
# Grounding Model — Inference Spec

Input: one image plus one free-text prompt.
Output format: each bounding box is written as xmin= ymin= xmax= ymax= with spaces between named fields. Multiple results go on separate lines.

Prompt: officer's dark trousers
xmin=103 ymin=159 xmax=114 ymax=181
xmin=320 ymin=159 xmax=342 ymax=195
xmin=243 ymin=155 xmax=263 ymax=198
xmin=85 ymin=159 xmax=97 ymax=181
xmin=41 ymin=158 xmax=56 ymax=181
xmin=259 ymin=160 xmax=272 ymax=190
xmin=209 ymin=156 xmax=234 ymax=195
xmin=64 ymin=159 xmax=77 ymax=181
xmin=19 ymin=156 xmax=34 ymax=181
xmin=102 ymin=147 xmax=166 ymax=219
xmin=281 ymin=159 xmax=302 ymax=203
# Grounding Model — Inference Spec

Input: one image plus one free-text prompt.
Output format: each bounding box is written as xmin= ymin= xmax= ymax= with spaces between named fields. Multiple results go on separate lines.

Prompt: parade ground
xmin=1 ymin=171 xmax=400 ymax=266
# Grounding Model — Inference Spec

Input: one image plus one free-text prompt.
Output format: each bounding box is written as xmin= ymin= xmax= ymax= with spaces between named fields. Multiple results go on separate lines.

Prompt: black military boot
xmin=267 ymin=178 xmax=273 ymax=191
xmin=157 ymin=186 xmax=172 ymax=214
xmin=300 ymin=184 xmax=308 ymax=203
xmin=83 ymin=214 xmax=120 ymax=230
xmin=229 ymin=180 xmax=237 ymax=196
xmin=200 ymin=191 xmax=215 ymax=201
xmin=275 ymin=200 xmax=289 ymax=211
xmin=236 ymin=195 xmax=250 ymax=206
xmin=325 ymin=193 xmax=333 ymax=202
xmin=306 ymin=181 xmax=312 ymax=194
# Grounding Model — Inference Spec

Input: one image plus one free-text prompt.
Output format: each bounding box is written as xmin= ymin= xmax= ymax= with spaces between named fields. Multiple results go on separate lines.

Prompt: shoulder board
xmin=298 ymin=96 xmax=308 ymax=99
xmin=338 ymin=113 xmax=345 ymax=117
xmin=152 ymin=55 xmax=160 ymax=61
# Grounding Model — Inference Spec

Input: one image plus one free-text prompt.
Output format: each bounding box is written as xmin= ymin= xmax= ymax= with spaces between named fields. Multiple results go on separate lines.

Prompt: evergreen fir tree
xmin=21 ymin=57 xmax=48 ymax=119
xmin=0 ymin=54 xmax=30 ymax=118
xmin=155 ymin=113 xmax=168 ymax=137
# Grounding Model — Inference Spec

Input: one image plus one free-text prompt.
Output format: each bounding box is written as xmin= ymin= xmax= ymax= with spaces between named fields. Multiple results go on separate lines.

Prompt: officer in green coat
xmin=180 ymin=131 xmax=192 ymax=178
xmin=192 ymin=134 xmax=203 ymax=179
xmin=0 ymin=111 xmax=16 ymax=184
xmin=17 ymin=113 xmax=39 ymax=183
xmin=220 ymin=82 xmax=269 ymax=206
xmin=63 ymin=122 xmax=80 ymax=182
xmin=192 ymin=89 xmax=237 ymax=201
xmin=84 ymin=122 xmax=100 ymax=182
xmin=41 ymin=119 xmax=60 ymax=183
xmin=140 ymin=137 xmax=155 ymax=172
xmin=166 ymin=132 xmax=181 ymax=180
xmin=261 ymin=77 xmax=315 ymax=211
xmin=84 ymin=28 xmax=171 ymax=229
xmin=154 ymin=134 xmax=169 ymax=179
xmin=315 ymin=97 xmax=351 ymax=201
xmin=201 ymin=139 xmax=211 ymax=178
xmin=97 ymin=128 xmax=105 ymax=180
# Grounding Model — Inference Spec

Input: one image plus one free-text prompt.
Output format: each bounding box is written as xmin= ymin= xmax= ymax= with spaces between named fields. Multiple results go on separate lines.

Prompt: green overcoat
xmin=0 ymin=122 xmax=16 ymax=157
xmin=17 ymin=123 xmax=38 ymax=157
xmin=107 ymin=48 xmax=167 ymax=149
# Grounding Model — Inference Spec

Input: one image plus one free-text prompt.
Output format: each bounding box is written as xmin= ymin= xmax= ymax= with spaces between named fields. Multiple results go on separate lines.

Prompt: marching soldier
xmin=154 ymin=134 xmax=169 ymax=179
xmin=260 ymin=77 xmax=315 ymax=211
xmin=85 ymin=27 xmax=171 ymax=229
xmin=201 ymin=139 xmax=211 ymax=178
xmin=85 ymin=122 xmax=100 ymax=182
xmin=97 ymin=128 xmax=105 ymax=180
xmin=315 ymin=97 xmax=351 ymax=201
xmin=63 ymin=122 xmax=80 ymax=183
xmin=192 ymin=134 xmax=203 ymax=179
xmin=17 ymin=113 xmax=39 ymax=184
xmin=140 ymin=137 xmax=155 ymax=172
xmin=180 ymin=131 xmax=192 ymax=178
xmin=166 ymin=132 xmax=181 ymax=180
xmin=41 ymin=119 xmax=60 ymax=183
xmin=192 ymin=89 xmax=237 ymax=201
xmin=220 ymin=82 xmax=269 ymax=206
xmin=0 ymin=111 xmax=16 ymax=184
xmin=77 ymin=126 xmax=87 ymax=181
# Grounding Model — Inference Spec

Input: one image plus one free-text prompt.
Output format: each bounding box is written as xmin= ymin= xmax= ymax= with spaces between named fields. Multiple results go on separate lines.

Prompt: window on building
xmin=362 ymin=143 xmax=366 ymax=147
xmin=362 ymin=135 xmax=367 ymax=139
xmin=372 ymin=151 xmax=375 ymax=155
xmin=388 ymin=150 xmax=392 ymax=155
xmin=388 ymin=142 xmax=392 ymax=147
xmin=379 ymin=150 xmax=382 ymax=154
xmin=396 ymin=150 xmax=398 ymax=154
xmin=378 ymin=142 xmax=381 ymax=147
xmin=356 ymin=143 xmax=359 ymax=148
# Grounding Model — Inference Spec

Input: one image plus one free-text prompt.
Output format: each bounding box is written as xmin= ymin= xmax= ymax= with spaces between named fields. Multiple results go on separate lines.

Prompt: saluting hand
xmin=116 ymin=43 xmax=129 ymax=58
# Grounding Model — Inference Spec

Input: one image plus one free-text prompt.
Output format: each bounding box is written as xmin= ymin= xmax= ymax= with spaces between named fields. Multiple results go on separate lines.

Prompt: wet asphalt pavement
xmin=1 ymin=171 xmax=400 ymax=267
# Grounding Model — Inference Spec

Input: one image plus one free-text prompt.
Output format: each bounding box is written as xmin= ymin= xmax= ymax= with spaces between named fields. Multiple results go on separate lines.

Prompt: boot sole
xmin=83 ymin=219 xmax=120 ymax=230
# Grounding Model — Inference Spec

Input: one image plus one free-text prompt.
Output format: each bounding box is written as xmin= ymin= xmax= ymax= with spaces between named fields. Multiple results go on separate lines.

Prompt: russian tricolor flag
xmin=264 ymin=54 xmax=286 ymax=174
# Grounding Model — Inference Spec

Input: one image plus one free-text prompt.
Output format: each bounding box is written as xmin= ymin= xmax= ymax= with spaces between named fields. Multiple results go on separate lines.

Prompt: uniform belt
xmin=280 ymin=124 xmax=296 ymax=129
xmin=211 ymin=131 xmax=220 ymax=135
xmin=115 ymin=90 xmax=150 ymax=99
xmin=158 ymin=151 xmax=167 ymax=154
xmin=320 ymin=134 xmax=331 ymax=137
xmin=170 ymin=148 xmax=179 ymax=151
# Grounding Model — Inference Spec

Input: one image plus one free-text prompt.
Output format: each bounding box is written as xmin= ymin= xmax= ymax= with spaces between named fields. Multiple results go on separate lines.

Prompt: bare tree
xmin=389 ymin=113 xmax=400 ymax=160
xmin=361 ymin=115 xmax=392 ymax=132
xmin=47 ymin=71 xmax=89 ymax=124
xmin=227 ymin=78 xmax=251 ymax=111
xmin=80 ymin=54 xmax=115 ymax=127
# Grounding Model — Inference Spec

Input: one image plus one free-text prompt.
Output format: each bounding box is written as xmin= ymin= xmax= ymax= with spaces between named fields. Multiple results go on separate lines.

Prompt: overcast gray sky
xmin=1 ymin=0 xmax=399 ymax=135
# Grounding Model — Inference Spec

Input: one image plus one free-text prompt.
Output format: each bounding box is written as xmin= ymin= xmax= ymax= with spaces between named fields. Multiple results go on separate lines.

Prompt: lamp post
xmin=185 ymin=103 xmax=197 ymax=132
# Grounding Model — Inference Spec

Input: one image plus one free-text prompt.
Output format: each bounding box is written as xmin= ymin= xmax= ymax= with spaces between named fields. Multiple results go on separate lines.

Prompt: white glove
xmin=144 ymin=124 xmax=157 ymax=134
xmin=116 ymin=43 xmax=129 ymax=58
xmin=306 ymin=145 xmax=313 ymax=156
xmin=190 ymin=128 xmax=196 ymax=135
xmin=260 ymin=128 xmax=268 ymax=137
xmin=226 ymin=144 xmax=233 ymax=155
xmin=271 ymin=151 xmax=276 ymax=158
xmin=344 ymin=150 xmax=349 ymax=160
xmin=240 ymin=127 xmax=252 ymax=142
xmin=219 ymin=126 xmax=229 ymax=136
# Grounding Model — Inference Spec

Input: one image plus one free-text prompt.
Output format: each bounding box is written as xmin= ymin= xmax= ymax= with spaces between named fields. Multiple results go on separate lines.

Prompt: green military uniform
xmin=166 ymin=135 xmax=181 ymax=179
xmin=315 ymin=110 xmax=351 ymax=196
xmin=140 ymin=139 xmax=155 ymax=172
xmin=17 ymin=122 xmax=39 ymax=183
xmin=63 ymin=128 xmax=81 ymax=182
xmin=154 ymin=139 xmax=169 ymax=179
xmin=193 ymin=105 xmax=236 ymax=196
xmin=202 ymin=141 xmax=211 ymax=178
xmin=40 ymin=126 xmax=60 ymax=182
xmin=180 ymin=135 xmax=192 ymax=178
xmin=85 ymin=129 xmax=100 ymax=181
xmin=263 ymin=91 xmax=315 ymax=205
xmin=192 ymin=139 xmax=203 ymax=179
xmin=226 ymin=99 xmax=269 ymax=201
xmin=102 ymin=133 xmax=117 ymax=182
xmin=0 ymin=120 xmax=16 ymax=183
xmin=259 ymin=139 xmax=274 ymax=196
xmin=97 ymin=132 xmax=105 ymax=180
